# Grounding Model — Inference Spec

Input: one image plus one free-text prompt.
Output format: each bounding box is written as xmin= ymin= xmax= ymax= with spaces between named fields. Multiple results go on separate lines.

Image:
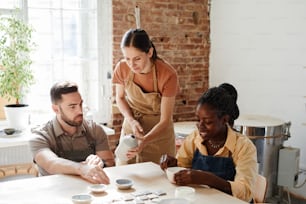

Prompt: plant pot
xmin=4 ymin=104 xmax=30 ymax=130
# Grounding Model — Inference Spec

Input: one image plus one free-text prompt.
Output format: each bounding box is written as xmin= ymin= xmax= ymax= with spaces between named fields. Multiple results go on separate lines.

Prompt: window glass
xmin=26 ymin=0 xmax=99 ymax=124
xmin=0 ymin=0 xmax=112 ymax=125
xmin=0 ymin=1 xmax=20 ymax=9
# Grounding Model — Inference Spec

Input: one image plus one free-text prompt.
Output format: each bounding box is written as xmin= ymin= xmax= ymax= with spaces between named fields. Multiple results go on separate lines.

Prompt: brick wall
xmin=109 ymin=0 xmax=210 ymax=151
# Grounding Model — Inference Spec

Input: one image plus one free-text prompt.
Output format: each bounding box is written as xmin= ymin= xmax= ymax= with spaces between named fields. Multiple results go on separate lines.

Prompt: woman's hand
xmin=126 ymin=147 xmax=138 ymax=159
xmin=174 ymin=169 xmax=205 ymax=185
xmin=126 ymin=139 xmax=146 ymax=159
xmin=129 ymin=119 xmax=144 ymax=139
xmin=159 ymin=154 xmax=177 ymax=170
xmin=173 ymin=169 xmax=192 ymax=185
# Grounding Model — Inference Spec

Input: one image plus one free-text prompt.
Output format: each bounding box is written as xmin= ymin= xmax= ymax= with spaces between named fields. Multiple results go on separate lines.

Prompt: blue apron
xmin=192 ymin=149 xmax=254 ymax=203
xmin=192 ymin=149 xmax=236 ymax=181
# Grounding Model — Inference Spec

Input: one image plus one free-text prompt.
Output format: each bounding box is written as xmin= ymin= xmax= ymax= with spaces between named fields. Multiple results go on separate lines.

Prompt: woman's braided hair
xmin=198 ymin=85 xmax=239 ymax=126
xmin=218 ymin=83 xmax=239 ymax=126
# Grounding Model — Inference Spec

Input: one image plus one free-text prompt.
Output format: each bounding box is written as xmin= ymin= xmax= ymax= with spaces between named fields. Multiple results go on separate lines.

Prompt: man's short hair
xmin=50 ymin=81 xmax=78 ymax=104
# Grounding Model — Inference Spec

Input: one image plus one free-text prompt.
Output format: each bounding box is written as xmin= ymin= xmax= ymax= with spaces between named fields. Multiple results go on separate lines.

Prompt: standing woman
xmin=112 ymin=29 xmax=179 ymax=165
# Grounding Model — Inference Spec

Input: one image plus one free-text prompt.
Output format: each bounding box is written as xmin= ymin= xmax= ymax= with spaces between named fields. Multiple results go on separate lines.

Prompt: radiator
xmin=0 ymin=144 xmax=33 ymax=165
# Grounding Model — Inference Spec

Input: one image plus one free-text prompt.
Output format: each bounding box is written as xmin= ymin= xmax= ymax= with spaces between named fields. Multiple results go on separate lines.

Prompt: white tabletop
xmin=0 ymin=162 xmax=246 ymax=204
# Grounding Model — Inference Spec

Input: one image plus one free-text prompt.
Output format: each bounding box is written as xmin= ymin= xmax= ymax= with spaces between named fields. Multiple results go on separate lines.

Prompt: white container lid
xmin=235 ymin=114 xmax=285 ymax=127
xmin=174 ymin=121 xmax=197 ymax=137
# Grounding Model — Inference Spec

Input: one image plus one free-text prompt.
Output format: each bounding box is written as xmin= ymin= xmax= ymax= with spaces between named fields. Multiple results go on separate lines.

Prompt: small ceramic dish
xmin=115 ymin=178 xmax=133 ymax=190
xmin=88 ymin=184 xmax=107 ymax=193
xmin=175 ymin=186 xmax=195 ymax=202
xmin=4 ymin=128 xmax=16 ymax=135
xmin=71 ymin=194 xmax=92 ymax=204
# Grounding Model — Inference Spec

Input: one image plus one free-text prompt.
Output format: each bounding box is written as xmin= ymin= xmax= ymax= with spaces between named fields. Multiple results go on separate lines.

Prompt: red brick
xmin=111 ymin=0 xmax=210 ymax=142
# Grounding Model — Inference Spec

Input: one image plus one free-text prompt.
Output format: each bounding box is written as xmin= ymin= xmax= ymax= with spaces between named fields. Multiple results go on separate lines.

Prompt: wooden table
xmin=0 ymin=162 xmax=247 ymax=204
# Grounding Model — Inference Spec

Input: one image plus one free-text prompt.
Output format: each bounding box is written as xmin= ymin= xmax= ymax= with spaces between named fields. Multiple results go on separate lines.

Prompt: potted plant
xmin=0 ymin=13 xmax=36 ymax=130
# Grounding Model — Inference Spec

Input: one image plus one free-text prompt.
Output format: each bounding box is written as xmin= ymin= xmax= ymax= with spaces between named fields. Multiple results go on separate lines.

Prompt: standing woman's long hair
xmin=120 ymin=28 xmax=159 ymax=61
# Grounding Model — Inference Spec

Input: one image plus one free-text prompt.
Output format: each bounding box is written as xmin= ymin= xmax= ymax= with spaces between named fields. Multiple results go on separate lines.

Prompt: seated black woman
xmin=160 ymin=86 xmax=257 ymax=202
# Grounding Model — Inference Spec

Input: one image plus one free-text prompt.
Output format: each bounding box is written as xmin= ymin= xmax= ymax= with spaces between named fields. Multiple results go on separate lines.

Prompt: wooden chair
xmin=0 ymin=163 xmax=38 ymax=182
xmin=254 ymin=174 xmax=268 ymax=203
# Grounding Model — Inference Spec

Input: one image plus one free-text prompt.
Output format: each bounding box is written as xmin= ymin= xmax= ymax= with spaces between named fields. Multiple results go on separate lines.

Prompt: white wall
xmin=210 ymin=0 xmax=306 ymax=196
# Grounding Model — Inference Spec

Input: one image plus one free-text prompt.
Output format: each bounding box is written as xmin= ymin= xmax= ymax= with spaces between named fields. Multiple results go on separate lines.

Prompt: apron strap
xmin=152 ymin=64 xmax=158 ymax=92
xmin=53 ymin=127 xmax=65 ymax=158
xmin=127 ymin=63 xmax=158 ymax=93
xmin=83 ymin=124 xmax=96 ymax=153
xmin=54 ymin=124 xmax=96 ymax=159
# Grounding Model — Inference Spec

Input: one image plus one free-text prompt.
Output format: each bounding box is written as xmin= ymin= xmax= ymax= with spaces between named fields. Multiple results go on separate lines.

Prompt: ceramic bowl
xmin=4 ymin=128 xmax=16 ymax=135
xmin=71 ymin=194 xmax=92 ymax=204
xmin=88 ymin=184 xmax=107 ymax=193
xmin=165 ymin=167 xmax=186 ymax=184
xmin=115 ymin=178 xmax=133 ymax=190
xmin=175 ymin=186 xmax=195 ymax=202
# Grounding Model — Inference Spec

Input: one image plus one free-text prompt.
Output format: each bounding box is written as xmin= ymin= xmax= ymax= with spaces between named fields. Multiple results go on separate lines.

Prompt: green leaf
xmin=0 ymin=12 xmax=36 ymax=104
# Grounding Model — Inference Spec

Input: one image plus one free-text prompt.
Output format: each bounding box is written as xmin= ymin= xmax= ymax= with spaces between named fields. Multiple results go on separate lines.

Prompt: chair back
xmin=0 ymin=163 xmax=38 ymax=182
xmin=254 ymin=174 xmax=267 ymax=203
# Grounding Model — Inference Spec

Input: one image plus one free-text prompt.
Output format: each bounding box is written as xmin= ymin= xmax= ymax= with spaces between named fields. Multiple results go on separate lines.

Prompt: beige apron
xmin=119 ymin=65 xmax=176 ymax=164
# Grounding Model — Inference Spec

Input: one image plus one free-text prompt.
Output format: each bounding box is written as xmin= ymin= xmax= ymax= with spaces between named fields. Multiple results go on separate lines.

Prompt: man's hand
xmin=79 ymin=164 xmax=110 ymax=184
xmin=83 ymin=154 xmax=103 ymax=166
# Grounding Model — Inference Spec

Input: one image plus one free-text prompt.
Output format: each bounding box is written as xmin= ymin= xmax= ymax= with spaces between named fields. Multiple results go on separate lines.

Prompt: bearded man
xmin=30 ymin=81 xmax=114 ymax=184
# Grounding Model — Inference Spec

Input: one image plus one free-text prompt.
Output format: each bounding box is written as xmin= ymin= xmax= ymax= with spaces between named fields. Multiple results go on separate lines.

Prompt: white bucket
xmin=4 ymin=104 xmax=30 ymax=130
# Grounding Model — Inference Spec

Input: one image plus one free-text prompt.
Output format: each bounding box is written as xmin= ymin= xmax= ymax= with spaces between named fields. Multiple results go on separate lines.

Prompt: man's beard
xmin=59 ymin=106 xmax=83 ymax=127
xmin=63 ymin=115 xmax=83 ymax=127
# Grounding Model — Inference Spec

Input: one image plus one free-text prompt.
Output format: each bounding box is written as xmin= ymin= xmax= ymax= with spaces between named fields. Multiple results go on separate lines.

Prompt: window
xmin=0 ymin=0 xmax=113 ymax=125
